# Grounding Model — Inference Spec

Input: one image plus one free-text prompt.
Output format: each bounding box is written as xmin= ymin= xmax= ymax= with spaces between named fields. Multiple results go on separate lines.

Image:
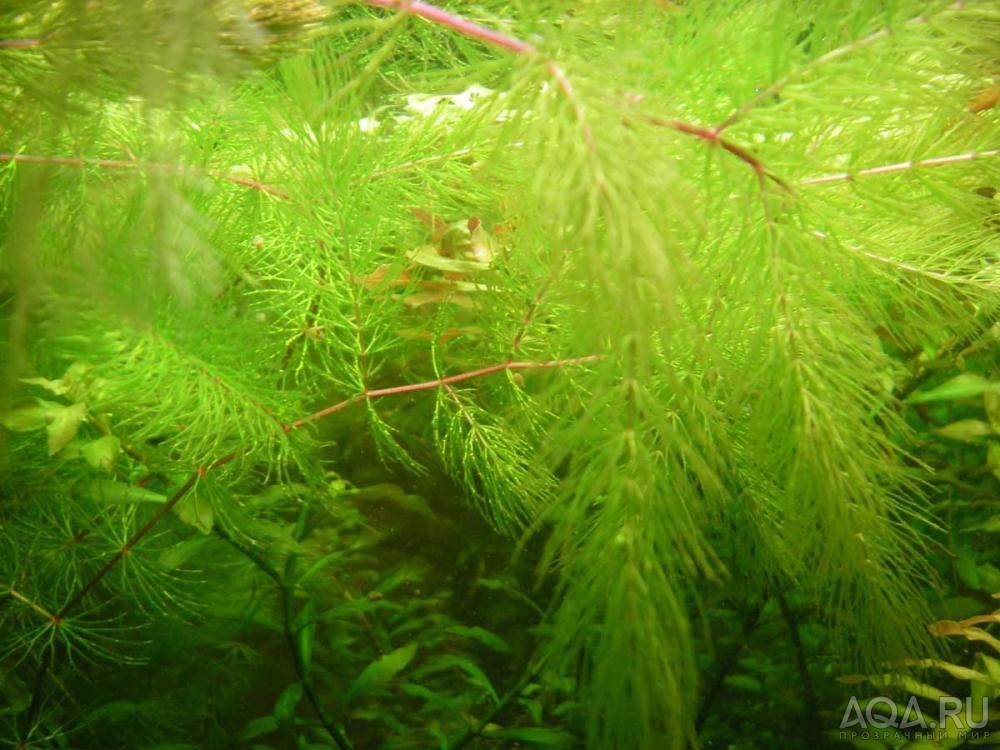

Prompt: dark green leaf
xmin=444 ymin=625 xmax=512 ymax=653
xmin=273 ymin=682 xmax=302 ymax=725
xmin=346 ymin=643 xmax=418 ymax=704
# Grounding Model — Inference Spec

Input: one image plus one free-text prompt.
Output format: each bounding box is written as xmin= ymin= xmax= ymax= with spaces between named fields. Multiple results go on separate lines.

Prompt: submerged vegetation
xmin=1 ymin=1 xmax=998 ymax=748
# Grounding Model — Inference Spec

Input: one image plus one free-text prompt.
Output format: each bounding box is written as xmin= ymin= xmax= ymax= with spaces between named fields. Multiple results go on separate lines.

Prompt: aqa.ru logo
xmin=840 ymin=695 xmax=989 ymax=732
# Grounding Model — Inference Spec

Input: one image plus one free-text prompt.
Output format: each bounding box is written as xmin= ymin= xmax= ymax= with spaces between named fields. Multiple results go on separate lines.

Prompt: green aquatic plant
xmin=1 ymin=0 xmax=998 ymax=747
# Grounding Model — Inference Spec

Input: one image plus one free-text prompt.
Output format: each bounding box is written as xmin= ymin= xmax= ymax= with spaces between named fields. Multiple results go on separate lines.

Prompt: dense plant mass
xmin=1 ymin=1 xmax=999 ymax=748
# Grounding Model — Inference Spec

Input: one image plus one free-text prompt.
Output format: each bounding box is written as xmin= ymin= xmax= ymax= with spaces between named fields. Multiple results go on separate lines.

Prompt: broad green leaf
xmin=965 ymin=514 xmax=1000 ymax=533
xmin=910 ymin=659 xmax=990 ymax=685
xmin=239 ymin=716 xmax=278 ymax=741
xmin=81 ymin=435 xmax=121 ymax=472
xmin=445 ymin=625 xmax=512 ymax=654
xmin=295 ymin=600 xmax=317 ymax=678
xmin=962 ymin=627 xmax=1000 ymax=655
xmin=480 ymin=726 xmax=575 ymax=748
xmin=19 ymin=376 xmax=69 ymax=396
xmin=297 ymin=551 xmax=344 ymax=585
xmin=174 ymin=493 xmax=214 ymax=534
xmin=86 ymin=700 xmax=143 ymax=722
xmin=933 ymin=419 xmax=995 ymax=442
xmin=988 ymin=443 xmax=1000 ymax=482
xmin=518 ymin=696 xmax=544 ymax=724
xmin=346 ymin=643 xmax=418 ymax=704
xmin=723 ymin=674 xmax=763 ymax=693
xmin=158 ymin=537 xmax=212 ymax=570
xmin=46 ymin=401 xmax=88 ymax=455
xmin=909 ymin=373 xmax=1000 ymax=403
xmin=91 ymin=480 xmax=167 ymax=505
xmin=406 ymin=245 xmax=490 ymax=274
xmin=412 ymin=655 xmax=498 ymax=703
xmin=400 ymin=682 xmax=461 ymax=709
xmin=0 ymin=399 xmax=58 ymax=432
xmin=272 ymin=682 xmax=302 ymax=725
xmin=980 ymin=655 xmax=1000 ymax=685
xmin=986 ymin=390 xmax=1000 ymax=430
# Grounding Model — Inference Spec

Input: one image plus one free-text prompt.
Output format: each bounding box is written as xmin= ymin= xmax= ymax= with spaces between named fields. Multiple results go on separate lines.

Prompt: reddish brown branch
xmin=364 ymin=0 xmax=534 ymax=54
xmin=0 ymin=38 xmax=42 ymax=49
xmin=715 ymin=0 xmax=967 ymax=132
xmin=364 ymin=0 xmax=593 ymax=148
xmin=800 ymin=148 xmax=1000 ymax=186
xmin=643 ymin=116 xmax=788 ymax=188
xmin=0 ymin=152 xmax=288 ymax=199
xmin=19 ymin=452 xmax=235 ymax=737
xmin=285 ymin=355 xmax=600 ymax=431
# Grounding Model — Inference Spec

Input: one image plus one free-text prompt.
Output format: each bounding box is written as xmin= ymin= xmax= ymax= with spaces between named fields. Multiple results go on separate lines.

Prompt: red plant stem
xmin=56 ymin=454 xmax=236 ymax=618
xmin=364 ymin=0 xmax=535 ymax=55
xmin=646 ymin=116 xmax=767 ymax=180
xmin=0 ymin=152 xmax=289 ymax=199
xmin=715 ymin=0 xmax=968 ymax=133
xmin=364 ymin=0 xmax=596 ymax=147
xmin=0 ymin=38 xmax=41 ymax=48
xmin=801 ymin=148 xmax=1000 ymax=186
xmin=19 ymin=453 xmax=235 ymax=737
xmin=285 ymin=355 xmax=600 ymax=431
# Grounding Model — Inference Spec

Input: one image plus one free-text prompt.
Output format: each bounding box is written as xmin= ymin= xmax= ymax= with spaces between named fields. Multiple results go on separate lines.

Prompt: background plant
xmin=1 ymin=1 xmax=998 ymax=748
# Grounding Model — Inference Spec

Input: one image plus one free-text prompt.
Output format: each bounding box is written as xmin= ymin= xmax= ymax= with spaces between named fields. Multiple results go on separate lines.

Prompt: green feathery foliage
xmin=1 ymin=0 xmax=998 ymax=748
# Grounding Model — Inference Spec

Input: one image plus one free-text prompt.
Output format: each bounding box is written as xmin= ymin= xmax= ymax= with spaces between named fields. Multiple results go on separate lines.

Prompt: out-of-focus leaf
xmin=158 ymin=537 xmax=212 ymax=570
xmin=239 ymin=716 xmax=278 ymax=741
xmin=933 ymin=419 xmax=994 ymax=442
xmin=0 ymin=399 xmax=59 ymax=432
xmin=19 ymin=376 xmax=69 ymax=396
xmin=412 ymin=655 xmax=498 ymax=703
xmin=480 ymin=726 xmax=575 ymax=748
xmin=407 ymin=245 xmax=490 ymax=274
xmin=346 ymin=643 xmax=418 ymax=704
xmin=296 ymin=600 xmax=317 ymax=678
xmin=988 ymin=443 xmax=1000 ymax=481
xmin=46 ymin=401 xmax=88 ymax=455
xmin=273 ymin=682 xmax=302 ymax=725
xmin=909 ymin=373 xmax=1000 ymax=403
xmin=445 ymin=625 xmax=512 ymax=653
xmin=91 ymin=480 xmax=166 ymax=505
xmin=81 ymin=435 xmax=121 ymax=472
xmin=723 ymin=674 xmax=763 ymax=693
xmin=175 ymin=493 xmax=214 ymax=534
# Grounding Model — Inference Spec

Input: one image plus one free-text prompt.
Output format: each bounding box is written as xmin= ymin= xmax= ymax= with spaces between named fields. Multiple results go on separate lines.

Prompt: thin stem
xmin=4 ymin=588 xmax=58 ymax=623
xmin=0 ymin=152 xmax=289 ymax=199
xmin=800 ymin=148 xmax=1000 ymax=186
xmin=216 ymin=527 xmax=354 ymax=750
xmin=353 ymin=147 xmax=474 ymax=185
xmin=285 ymin=355 xmax=600 ymax=430
xmin=644 ymin=115 xmax=790 ymax=188
xmin=363 ymin=0 xmax=595 ymax=148
xmin=0 ymin=38 xmax=42 ymax=48
xmin=364 ymin=0 xmax=534 ymax=55
xmin=17 ymin=455 xmax=234 ymax=742
xmin=715 ymin=1 xmax=967 ymax=132
xmin=775 ymin=589 xmax=823 ymax=748
xmin=447 ymin=661 xmax=542 ymax=750
xmin=694 ymin=599 xmax=765 ymax=734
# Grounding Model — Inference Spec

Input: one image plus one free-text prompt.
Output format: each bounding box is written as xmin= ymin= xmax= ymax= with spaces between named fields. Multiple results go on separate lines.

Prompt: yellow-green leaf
xmin=0 ymin=399 xmax=58 ymax=432
xmin=909 ymin=373 xmax=1000 ymax=404
xmin=81 ymin=435 xmax=121 ymax=472
xmin=174 ymin=493 xmax=214 ymax=534
xmin=46 ymin=402 xmax=88 ymax=456
xmin=346 ymin=643 xmax=418 ymax=704
xmin=407 ymin=245 xmax=490 ymax=274
xmin=933 ymin=419 xmax=994 ymax=443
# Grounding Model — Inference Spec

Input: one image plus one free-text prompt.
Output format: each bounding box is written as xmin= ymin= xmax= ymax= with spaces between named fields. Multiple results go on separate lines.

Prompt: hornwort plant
xmin=1 ymin=1 xmax=998 ymax=748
